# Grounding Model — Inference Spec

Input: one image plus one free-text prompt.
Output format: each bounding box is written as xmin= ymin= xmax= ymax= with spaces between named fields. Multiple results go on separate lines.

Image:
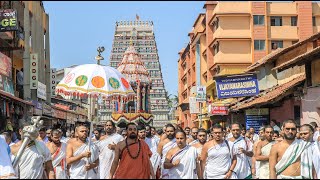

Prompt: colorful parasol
xmin=55 ymin=64 xmax=135 ymax=99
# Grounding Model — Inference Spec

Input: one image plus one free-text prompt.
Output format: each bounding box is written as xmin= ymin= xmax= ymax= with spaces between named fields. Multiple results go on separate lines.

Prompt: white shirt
xmin=313 ymin=131 xmax=320 ymax=142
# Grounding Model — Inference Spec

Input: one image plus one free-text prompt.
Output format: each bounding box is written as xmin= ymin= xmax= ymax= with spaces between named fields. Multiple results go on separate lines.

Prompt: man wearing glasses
xmin=269 ymin=119 xmax=316 ymax=179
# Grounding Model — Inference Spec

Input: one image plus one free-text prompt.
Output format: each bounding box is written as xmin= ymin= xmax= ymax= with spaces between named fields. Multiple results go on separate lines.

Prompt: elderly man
xmin=0 ymin=136 xmax=16 ymax=178
xmin=164 ymin=131 xmax=200 ymax=179
xmin=269 ymin=120 xmax=316 ymax=179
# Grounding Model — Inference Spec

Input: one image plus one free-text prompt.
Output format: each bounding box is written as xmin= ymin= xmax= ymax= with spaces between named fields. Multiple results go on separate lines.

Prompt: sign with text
xmin=50 ymin=68 xmax=56 ymax=97
xmin=37 ymin=81 xmax=47 ymax=100
xmin=42 ymin=102 xmax=52 ymax=116
xmin=30 ymin=53 xmax=38 ymax=89
xmin=216 ymin=74 xmax=259 ymax=99
xmin=0 ymin=9 xmax=18 ymax=32
xmin=0 ymin=52 xmax=12 ymax=78
xmin=189 ymin=97 xmax=199 ymax=114
xmin=196 ymin=86 xmax=206 ymax=102
xmin=211 ymin=106 xmax=228 ymax=115
xmin=245 ymin=108 xmax=269 ymax=134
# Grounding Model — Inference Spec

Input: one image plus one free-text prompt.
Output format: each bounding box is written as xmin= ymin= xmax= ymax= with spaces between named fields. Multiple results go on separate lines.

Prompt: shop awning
xmin=231 ymin=75 xmax=305 ymax=111
xmin=0 ymin=90 xmax=33 ymax=106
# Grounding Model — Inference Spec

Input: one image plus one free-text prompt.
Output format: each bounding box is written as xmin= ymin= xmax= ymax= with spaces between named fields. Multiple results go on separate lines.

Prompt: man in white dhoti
xmin=256 ymin=125 xmax=275 ymax=179
xmin=312 ymin=141 xmax=320 ymax=179
xmin=187 ymin=127 xmax=198 ymax=145
xmin=227 ymin=122 xmax=253 ymax=179
xmin=192 ymin=128 xmax=207 ymax=159
xmin=10 ymin=123 xmax=55 ymax=179
xmin=66 ymin=124 xmax=99 ymax=179
xmin=201 ymin=124 xmax=237 ymax=179
xmin=46 ymin=129 xmax=67 ymax=179
xmin=269 ymin=120 xmax=316 ymax=179
xmin=164 ymin=131 xmax=200 ymax=179
xmin=97 ymin=120 xmax=123 ymax=179
xmin=145 ymin=124 xmax=161 ymax=177
xmin=310 ymin=122 xmax=320 ymax=142
xmin=252 ymin=126 xmax=265 ymax=179
xmin=157 ymin=124 xmax=177 ymax=179
xmin=0 ymin=136 xmax=17 ymax=179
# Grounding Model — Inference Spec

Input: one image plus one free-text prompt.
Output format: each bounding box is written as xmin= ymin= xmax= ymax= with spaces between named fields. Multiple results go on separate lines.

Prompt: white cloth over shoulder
xmin=97 ymin=133 xmax=123 ymax=179
xmin=161 ymin=139 xmax=176 ymax=179
xmin=259 ymin=141 xmax=275 ymax=179
xmin=168 ymin=145 xmax=198 ymax=179
xmin=0 ymin=137 xmax=16 ymax=179
xmin=145 ymin=136 xmax=161 ymax=175
xmin=204 ymin=141 xmax=237 ymax=179
xmin=69 ymin=142 xmax=99 ymax=179
xmin=12 ymin=140 xmax=52 ymax=179
xmin=228 ymin=136 xmax=253 ymax=179
xmin=52 ymin=142 xmax=67 ymax=179
xmin=312 ymin=141 xmax=320 ymax=178
xmin=275 ymin=139 xmax=314 ymax=179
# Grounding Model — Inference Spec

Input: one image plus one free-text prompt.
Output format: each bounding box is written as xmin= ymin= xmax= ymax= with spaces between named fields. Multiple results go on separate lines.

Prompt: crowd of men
xmin=0 ymin=118 xmax=319 ymax=179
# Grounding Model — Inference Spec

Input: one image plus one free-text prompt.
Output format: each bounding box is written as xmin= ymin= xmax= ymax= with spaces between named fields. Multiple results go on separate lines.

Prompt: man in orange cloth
xmin=109 ymin=122 xmax=155 ymax=179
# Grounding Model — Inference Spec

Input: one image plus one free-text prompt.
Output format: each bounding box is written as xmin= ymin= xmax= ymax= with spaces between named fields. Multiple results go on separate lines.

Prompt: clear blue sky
xmin=43 ymin=1 xmax=205 ymax=97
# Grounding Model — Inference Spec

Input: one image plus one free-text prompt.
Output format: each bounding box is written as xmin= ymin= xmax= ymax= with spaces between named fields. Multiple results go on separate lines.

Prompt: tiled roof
xmin=231 ymin=75 xmax=305 ymax=111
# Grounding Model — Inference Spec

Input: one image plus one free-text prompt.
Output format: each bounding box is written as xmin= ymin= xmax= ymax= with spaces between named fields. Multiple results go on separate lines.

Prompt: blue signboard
xmin=215 ymin=74 xmax=259 ymax=99
xmin=245 ymin=108 xmax=269 ymax=134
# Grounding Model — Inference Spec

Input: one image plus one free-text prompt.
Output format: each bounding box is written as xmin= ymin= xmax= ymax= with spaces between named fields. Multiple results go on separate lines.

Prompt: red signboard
xmin=0 ymin=52 xmax=12 ymax=78
xmin=211 ymin=106 xmax=228 ymax=115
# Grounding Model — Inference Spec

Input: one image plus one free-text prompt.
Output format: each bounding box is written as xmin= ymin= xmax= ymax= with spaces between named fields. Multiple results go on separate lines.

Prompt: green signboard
xmin=0 ymin=9 xmax=18 ymax=32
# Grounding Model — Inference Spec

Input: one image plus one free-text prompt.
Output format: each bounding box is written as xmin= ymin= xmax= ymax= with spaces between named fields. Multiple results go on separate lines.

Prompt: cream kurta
xmin=258 ymin=141 xmax=275 ymax=179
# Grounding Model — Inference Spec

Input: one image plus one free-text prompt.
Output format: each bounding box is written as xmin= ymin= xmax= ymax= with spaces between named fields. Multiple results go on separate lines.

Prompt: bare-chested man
xmin=255 ymin=125 xmax=275 ymax=179
xmin=66 ymin=125 xmax=99 ymax=179
xmin=252 ymin=126 xmax=265 ymax=179
xmin=187 ymin=127 xmax=199 ymax=145
xmin=46 ymin=129 xmax=67 ymax=179
xmin=157 ymin=124 xmax=177 ymax=179
xmin=269 ymin=120 xmax=316 ymax=179
xmin=192 ymin=128 xmax=207 ymax=160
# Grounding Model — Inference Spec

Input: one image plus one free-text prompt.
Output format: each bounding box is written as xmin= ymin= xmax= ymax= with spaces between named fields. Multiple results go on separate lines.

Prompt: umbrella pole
xmin=85 ymin=96 xmax=95 ymax=178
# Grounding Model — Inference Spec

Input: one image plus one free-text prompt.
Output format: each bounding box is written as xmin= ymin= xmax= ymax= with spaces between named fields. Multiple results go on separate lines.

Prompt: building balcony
xmin=269 ymin=26 xmax=298 ymax=40
xmin=267 ymin=2 xmax=297 ymax=16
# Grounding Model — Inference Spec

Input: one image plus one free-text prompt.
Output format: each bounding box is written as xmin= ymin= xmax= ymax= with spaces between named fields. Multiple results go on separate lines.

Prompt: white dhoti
xmin=97 ymin=133 xmax=123 ymax=179
xmin=161 ymin=139 xmax=176 ymax=179
xmin=275 ymin=139 xmax=314 ymax=179
xmin=204 ymin=141 xmax=237 ymax=179
xmin=228 ymin=137 xmax=253 ymax=179
xmin=168 ymin=145 xmax=198 ymax=179
xmin=12 ymin=140 xmax=52 ymax=179
xmin=258 ymin=141 xmax=275 ymax=179
xmin=52 ymin=142 xmax=67 ymax=179
xmin=69 ymin=143 xmax=99 ymax=179
xmin=0 ymin=137 xmax=16 ymax=179
xmin=145 ymin=136 xmax=161 ymax=175
xmin=312 ymin=141 xmax=320 ymax=178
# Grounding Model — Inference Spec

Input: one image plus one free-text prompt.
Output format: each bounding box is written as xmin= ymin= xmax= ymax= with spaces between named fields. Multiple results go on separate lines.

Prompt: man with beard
xmin=255 ymin=125 xmax=275 ymax=179
xmin=187 ymin=127 xmax=199 ymax=145
xmin=97 ymin=120 xmax=123 ymax=179
xmin=201 ymin=124 xmax=237 ymax=179
xmin=184 ymin=127 xmax=191 ymax=138
xmin=92 ymin=129 xmax=101 ymax=142
xmin=269 ymin=120 xmax=316 ymax=179
xmin=46 ymin=129 xmax=67 ymax=179
xmin=66 ymin=124 xmax=99 ymax=179
xmin=10 ymin=122 xmax=55 ymax=179
xmin=157 ymin=124 xmax=177 ymax=179
xmin=164 ymin=131 xmax=200 ymax=179
xmin=192 ymin=128 xmax=207 ymax=159
xmin=151 ymin=126 xmax=160 ymax=142
xmin=227 ymin=122 xmax=253 ymax=179
xmin=252 ymin=126 xmax=265 ymax=179
xmin=145 ymin=124 xmax=161 ymax=178
xmin=110 ymin=123 xmax=155 ymax=179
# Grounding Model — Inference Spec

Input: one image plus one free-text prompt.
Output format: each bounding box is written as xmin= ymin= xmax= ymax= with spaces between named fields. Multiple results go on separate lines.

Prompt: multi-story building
xmin=178 ymin=1 xmax=320 ymax=129
xmin=109 ymin=18 xmax=170 ymax=128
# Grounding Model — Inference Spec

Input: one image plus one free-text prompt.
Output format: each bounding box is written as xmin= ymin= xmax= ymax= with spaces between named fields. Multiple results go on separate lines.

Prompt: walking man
xmin=110 ymin=123 xmax=155 ymax=179
xmin=269 ymin=119 xmax=316 ymax=179
xmin=164 ymin=131 xmax=200 ymax=179
xmin=66 ymin=124 xmax=99 ymax=179
xmin=192 ymin=128 xmax=207 ymax=159
xmin=46 ymin=129 xmax=67 ymax=179
xmin=228 ymin=122 xmax=253 ymax=179
xmin=96 ymin=120 xmax=123 ymax=179
xmin=255 ymin=125 xmax=275 ymax=179
xmin=0 ymin=136 xmax=16 ymax=178
xmin=201 ymin=124 xmax=237 ymax=179
xmin=187 ymin=127 xmax=198 ymax=145
xmin=145 ymin=124 xmax=161 ymax=177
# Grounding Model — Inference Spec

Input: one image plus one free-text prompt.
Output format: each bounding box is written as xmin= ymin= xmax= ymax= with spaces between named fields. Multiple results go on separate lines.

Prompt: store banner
xmin=42 ymin=102 xmax=52 ymax=116
xmin=211 ymin=106 xmax=228 ymax=115
xmin=245 ymin=108 xmax=269 ymax=134
xmin=50 ymin=68 xmax=56 ymax=97
xmin=0 ymin=9 xmax=18 ymax=32
xmin=189 ymin=97 xmax=199 ymax=114
xmin=0 ymin=52 xmax=12 ymax=78
xmin=30 ymin=53 xmax=38 ymax=89
xmin=37 ymin=81 xmax=47 ymax=100
xmin=216 ymin=74 xmax=259 ymax=99
xmin=53 ymin=108 xmax=67 ymax=120
xmin=32 ymin=100 xmax=43 ymax=110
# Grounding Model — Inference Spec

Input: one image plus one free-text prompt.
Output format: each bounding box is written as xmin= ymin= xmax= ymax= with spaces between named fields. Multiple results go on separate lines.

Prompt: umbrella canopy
xmin=56 ymin=64 xmax=135 ymax=99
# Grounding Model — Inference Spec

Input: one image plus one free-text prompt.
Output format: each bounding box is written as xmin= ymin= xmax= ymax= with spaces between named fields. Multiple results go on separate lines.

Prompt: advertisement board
xmin=0 ymin=52 xmax=12 ymax=78
xmin=0 ymin=74 xmax=14 ymax=95
xmin=196 ymin=86 xmax=206 ymax=102
xmin=42 ymin=102 xmax=52 ymax=116
xmin=50 ymin=68 xmax=56 ymax=97
xmin=189 ymin=97 xmax=199 ymax=114
xmin=216 ymin=74 xmax=259 ymax=99
xmin=30 ymin=53 xmax=38 ymax=89
xmin=245 ymin=108 xmax=269 ymax=134
xmin=0 ymin=9 xmax=18 ymax=32
xmin=211 ymin=106 xmax=228 ymax=115
xmin=37 ymin=81 xmax=47 ymax=100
